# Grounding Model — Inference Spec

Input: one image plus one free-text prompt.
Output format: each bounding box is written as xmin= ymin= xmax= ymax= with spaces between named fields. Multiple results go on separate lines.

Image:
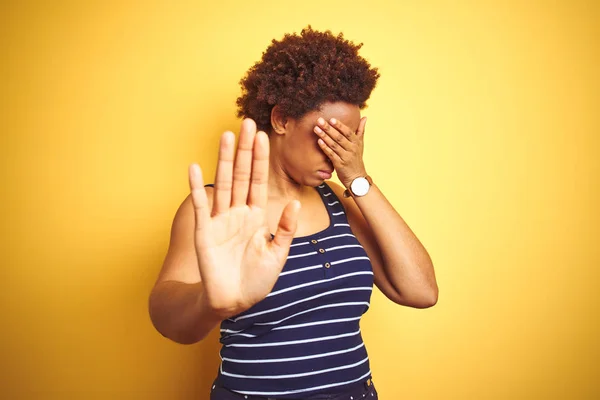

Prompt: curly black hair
xmin=236 ymin=26 xmax=380 ymax=132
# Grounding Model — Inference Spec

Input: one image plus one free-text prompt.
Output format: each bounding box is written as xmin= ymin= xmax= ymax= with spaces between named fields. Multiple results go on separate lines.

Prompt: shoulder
xmin=172 ymin=186 xmax=215 ymax=232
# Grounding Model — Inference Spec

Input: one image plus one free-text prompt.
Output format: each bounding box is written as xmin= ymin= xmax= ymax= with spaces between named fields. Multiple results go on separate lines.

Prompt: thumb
xmin=269 ymin=200 xmax=301 ymax=260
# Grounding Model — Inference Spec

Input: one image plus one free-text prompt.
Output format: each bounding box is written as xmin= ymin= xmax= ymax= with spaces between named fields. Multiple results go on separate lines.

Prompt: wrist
xmin=198 ymin=289 xmax=237 ymax=322
xmin=343 ymin=174 xmax=373 ymax=198
xmin=341 ymin=170 xmax=368 ymax=189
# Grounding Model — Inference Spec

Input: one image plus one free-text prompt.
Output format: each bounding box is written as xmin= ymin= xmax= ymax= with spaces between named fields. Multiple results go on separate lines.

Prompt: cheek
xmin=310 ymin=137 xmax=328 ymax=160
xmin=311 ymin=137 xmax=322 ymax=152
xmin=286 ymin=128 xmax=327 ymax=167
xmin=293 ymin=140 xmax=325 ymax=170
xmin=297 ymin=131 xmax=322 ymax=153
xmin=307 ymin=130 xmax=324 ymax=151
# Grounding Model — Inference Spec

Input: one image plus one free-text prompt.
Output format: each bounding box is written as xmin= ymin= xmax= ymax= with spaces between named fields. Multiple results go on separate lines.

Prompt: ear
xmin=270 ymin=105 xmax=288 ymax=135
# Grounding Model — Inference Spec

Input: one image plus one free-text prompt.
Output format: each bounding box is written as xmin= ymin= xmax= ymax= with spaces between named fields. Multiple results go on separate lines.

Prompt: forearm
xmin=149 ymin=281 xmax=223 ymax=344
xmin=355 ymin=184 xmax=438 ymax=306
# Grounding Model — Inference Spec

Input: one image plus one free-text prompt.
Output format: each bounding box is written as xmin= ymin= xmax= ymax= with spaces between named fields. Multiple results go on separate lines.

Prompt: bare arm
xmin=329 ymin=181 xmax=438 ymax=308
xmin=148 ymin=119 xmax=299 ymax=345
xmin=148 ymin=190 xmax=222 ymax=344
xmin=314 ymin=116 xmax=437 ymax=309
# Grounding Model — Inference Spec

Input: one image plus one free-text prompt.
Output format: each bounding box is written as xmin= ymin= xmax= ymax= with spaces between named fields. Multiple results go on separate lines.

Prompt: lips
xmin=317 ymin=169 xmax=333 ymax=180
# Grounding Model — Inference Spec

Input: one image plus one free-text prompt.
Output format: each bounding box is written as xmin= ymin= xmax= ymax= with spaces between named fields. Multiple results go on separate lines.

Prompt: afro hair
xmin=236 ymin=26 xmax=380 ymax=132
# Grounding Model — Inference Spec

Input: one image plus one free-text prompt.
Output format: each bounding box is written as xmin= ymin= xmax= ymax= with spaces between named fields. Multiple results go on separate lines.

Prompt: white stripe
xmin=221 ymin=356 xmax=369 ymax=378
xmin=222 ymin=343 xmax=365 ymax=363
xmin=318 ymin=185 xmax=325 ymax=188
xmin=326 ymin=244 xmax=363 ymax=252
xmin=286 ymin=251 xmax=317 ymax=260
xmin=318 ymin=233 xmax=356 ymax=242
xmin=331 ymin=256 xmax=371 ymax=266
xmin=290 ymin=241 xmax=309 ymax=247
xmin=334 ymin=223 xmax=350 ymax=227
xmin=266 ymin=271 xmax=373 ymax=298
xmin=327 ymin=201 xmax=339 ymax=206
xmin=254 ymin=302 xmax=370 ymax=326
xmin=226 ymin=333 xmax=256 ymax=338
xmin=273 ymin=316 xmax=362 ymax=331
xmin=233 ymin=287 xmax=372 ymax=322
xmin=279 ymin=264 xmax=322 ymax=276
xmin=323 ymin=192 xmax=333 ymax=197
xmin=220 ymin=329 xmax=256 ymax=337
xmin=332 ymin=211 xmax=345 ymax=216
xmin=225 ymin=329 xmax=361 ymax=348
xmin=229 ymin=370 xmax=372 ymax=396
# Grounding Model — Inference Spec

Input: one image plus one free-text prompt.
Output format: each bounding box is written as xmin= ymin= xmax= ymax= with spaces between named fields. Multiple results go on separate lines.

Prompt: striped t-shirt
xmin=212 ymin=182 xmax=374 ymax=398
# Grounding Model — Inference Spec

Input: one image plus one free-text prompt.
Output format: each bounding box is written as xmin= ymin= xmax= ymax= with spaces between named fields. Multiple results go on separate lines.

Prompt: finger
xmin=231 ymin=119 xmax=257 ymax=207
xmin=328 ymin=117 xmax=355 ymax=140
xmin=212 ymin=131 xmax=235 ymax=215
xmin=356 ymin=116 xmax=367 ymax=138
xmin=317 ymin=138 xmax=342 ymax=164
xmin=188 ymin=164 xmax=211 ymax=232
xmin=269 ymin=200 xmax=301 ymax=260
xmin=316 ymin=117 xmax=351 ymax=150
xmin=248 ymin=130 xmax=270 ymax=209
xmin=315 ymin=125 xmax=345 ymax=156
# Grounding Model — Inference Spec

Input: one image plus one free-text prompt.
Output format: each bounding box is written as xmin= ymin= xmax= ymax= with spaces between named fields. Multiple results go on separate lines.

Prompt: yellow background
xmin=1 ymin=0 xmax=598 ymax=399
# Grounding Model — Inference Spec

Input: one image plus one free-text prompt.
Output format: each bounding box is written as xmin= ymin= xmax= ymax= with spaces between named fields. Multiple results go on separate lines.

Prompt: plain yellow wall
xmin=1 ymin=1 xmax=598 ymax=399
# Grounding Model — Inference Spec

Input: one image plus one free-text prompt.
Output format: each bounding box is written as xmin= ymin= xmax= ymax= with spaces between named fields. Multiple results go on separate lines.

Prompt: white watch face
xmin=351 ymin=177 xmax=370 ymax=196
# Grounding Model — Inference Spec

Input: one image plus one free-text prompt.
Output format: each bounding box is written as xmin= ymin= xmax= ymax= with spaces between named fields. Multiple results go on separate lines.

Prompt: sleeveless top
xmin=210 ymin=182 xmax=374 ymax=399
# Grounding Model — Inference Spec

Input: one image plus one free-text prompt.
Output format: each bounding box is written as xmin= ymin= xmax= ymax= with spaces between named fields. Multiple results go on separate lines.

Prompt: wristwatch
xmin=343 ymin=175 xmax=373 ymax=198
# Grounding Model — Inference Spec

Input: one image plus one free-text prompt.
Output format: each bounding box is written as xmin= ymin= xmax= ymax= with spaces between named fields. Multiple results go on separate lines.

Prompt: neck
xmin=268 ymin=146 xmax=311 ymax=201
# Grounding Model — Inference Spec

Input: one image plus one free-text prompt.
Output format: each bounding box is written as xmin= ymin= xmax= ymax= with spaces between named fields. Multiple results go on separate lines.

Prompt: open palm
xmin=189 ymin=119 xmax=300 ymax=319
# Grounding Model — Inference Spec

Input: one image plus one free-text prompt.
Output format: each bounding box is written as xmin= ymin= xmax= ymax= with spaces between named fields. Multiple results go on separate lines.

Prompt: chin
xmin=309 ymin=175 xmax=326 ymax=186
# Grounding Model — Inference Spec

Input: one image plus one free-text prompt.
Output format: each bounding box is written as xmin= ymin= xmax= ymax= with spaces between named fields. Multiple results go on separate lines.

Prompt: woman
xmin=149 ymin=26 xmax=438 ymax=399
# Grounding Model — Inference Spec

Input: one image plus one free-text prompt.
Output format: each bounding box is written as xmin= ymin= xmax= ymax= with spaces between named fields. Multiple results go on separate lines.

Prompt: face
xmin=271 ymin=101 xmax=361 ymax=187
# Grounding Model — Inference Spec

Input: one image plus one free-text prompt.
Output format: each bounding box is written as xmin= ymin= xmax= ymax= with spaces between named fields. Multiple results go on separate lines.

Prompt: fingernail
xmin=222 ymin=131 xmax=234 ymax=144
xmin=317 ymin=117 xmax=325 ymax=125
xmin=330 ymin=118 xmax=337 ymax=124
xmin=190 ymin=164 xmax=200 ymax=177
xmin=314 ymin=126 xmax=323 ymax=134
